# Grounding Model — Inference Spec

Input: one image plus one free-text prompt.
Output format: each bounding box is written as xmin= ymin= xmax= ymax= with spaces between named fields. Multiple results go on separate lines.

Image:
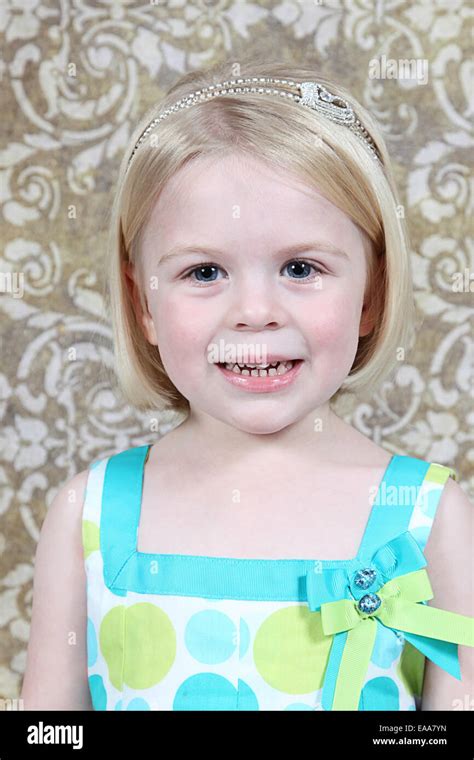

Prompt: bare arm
xmin=421 ymin=477 xmax=474 ymax=710
xmin=20 ymin=469 xmax=93 ymax=710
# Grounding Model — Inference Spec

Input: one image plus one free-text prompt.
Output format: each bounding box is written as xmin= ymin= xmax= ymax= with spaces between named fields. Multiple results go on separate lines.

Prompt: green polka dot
xmin=82 ymin=519 xmax=100 ymax=559
xmin=253 ymin=606 xmax=331 ymax=694
xmin=100 ymin=607 xmax=125 ymax=690
xmin=100 ymin=603 xmax=176 ymax=690
xmin=397 ymin=640 xmax=426 ymax=698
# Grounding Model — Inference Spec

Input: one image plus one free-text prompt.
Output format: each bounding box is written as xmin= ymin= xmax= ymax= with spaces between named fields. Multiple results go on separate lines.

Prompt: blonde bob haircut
xmin=107 ymin=58 xmax=416 ymax=414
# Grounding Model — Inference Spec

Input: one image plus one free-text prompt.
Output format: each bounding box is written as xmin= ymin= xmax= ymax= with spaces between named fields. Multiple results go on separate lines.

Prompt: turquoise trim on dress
xmin=100 ymin=446 xmax=408 ymax=600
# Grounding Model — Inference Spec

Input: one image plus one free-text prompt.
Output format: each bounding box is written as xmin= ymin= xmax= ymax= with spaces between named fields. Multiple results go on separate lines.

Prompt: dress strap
xmin=357 ymin=455 xmax=431 ymax=560
xmin=357 ymin=456 xmax=457 ymax=561
xmin=100 ymin=444 xmax=150 ymax=591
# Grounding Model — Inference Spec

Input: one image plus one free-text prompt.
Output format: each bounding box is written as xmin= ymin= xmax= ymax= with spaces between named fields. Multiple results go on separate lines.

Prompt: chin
xmin=225 ymin=411 xmax=299 ymax=436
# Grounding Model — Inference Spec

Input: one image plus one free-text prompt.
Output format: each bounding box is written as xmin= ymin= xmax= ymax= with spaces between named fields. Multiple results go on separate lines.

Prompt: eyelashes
xmin=181 ymin=259 xmax=326 ymax=286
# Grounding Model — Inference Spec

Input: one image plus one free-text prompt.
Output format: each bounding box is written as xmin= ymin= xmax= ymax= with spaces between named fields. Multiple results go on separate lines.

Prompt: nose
xmin=230 ymin=277 xmax=284 ymax=330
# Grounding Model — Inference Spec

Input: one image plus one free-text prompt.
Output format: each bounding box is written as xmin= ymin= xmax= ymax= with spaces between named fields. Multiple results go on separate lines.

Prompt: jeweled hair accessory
xmin=127 ymin=77 xmax=382 ymax=169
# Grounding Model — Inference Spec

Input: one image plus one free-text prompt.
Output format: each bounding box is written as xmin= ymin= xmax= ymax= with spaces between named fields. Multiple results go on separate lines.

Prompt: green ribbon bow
xmin=320 ymin=567 xmax=474 ymax=710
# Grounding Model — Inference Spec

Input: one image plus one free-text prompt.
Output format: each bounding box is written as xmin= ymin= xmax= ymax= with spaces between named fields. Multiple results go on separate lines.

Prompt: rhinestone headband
xmin=127 ymin=77 xmax=382 ymax=170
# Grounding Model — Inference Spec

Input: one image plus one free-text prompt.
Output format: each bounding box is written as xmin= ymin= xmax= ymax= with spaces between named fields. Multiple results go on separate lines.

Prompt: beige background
xmin=0 ymin=0 xmax=472 ymax=702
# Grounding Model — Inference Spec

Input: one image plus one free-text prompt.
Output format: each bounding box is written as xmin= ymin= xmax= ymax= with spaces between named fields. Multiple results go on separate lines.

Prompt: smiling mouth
xmin=216 ymin=359 xmax=302 ymax=377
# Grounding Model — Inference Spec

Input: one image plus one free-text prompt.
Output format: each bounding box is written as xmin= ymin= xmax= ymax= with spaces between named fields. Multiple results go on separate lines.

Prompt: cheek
xmin=155 ymin=295 xmax=199 ymax=347
xmin=304 ymin=290 xmax=362 ymax=351
xmin=154 ymin=294 xmax=214 ymax=382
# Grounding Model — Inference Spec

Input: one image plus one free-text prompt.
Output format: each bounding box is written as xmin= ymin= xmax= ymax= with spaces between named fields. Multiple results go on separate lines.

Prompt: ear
xmin=123 ymin=262 xmax=158 ymax=346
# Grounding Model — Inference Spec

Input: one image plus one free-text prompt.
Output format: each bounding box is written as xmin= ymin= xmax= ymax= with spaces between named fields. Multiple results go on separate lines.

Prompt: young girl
xmin=21 ymin=61 xmax=473 ymax=711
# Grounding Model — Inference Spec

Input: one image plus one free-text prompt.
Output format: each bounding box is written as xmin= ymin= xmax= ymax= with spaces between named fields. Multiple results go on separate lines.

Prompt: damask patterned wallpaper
xmin=0 ymin=1 xmax=472 ymax=702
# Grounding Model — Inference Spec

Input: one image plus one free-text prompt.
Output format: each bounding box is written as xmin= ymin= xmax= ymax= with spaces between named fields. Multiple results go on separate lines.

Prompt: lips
xmin=215 ymin=358 xmax=304 ymax=392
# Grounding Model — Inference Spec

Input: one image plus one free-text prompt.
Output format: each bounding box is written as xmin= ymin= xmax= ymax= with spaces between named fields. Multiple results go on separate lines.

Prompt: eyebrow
xmin=157 ymin=241 xmax=350 ymax=266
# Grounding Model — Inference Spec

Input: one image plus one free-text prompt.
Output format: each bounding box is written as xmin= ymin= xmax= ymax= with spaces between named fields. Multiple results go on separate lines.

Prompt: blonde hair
xmin=106 ymin=58 xmax=416 ymax=413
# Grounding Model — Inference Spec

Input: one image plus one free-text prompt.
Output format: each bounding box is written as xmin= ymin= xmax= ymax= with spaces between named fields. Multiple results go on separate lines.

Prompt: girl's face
xmin=131 ymin=152 xmax=375 ymax=435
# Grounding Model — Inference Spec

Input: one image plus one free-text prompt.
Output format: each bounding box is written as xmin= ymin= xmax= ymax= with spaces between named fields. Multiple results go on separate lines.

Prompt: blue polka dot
xmin=239 ymin=618 xmax=250 ymax=658
xmin=285 ymin=703 xmax=314 ymax=710
xmin=115 ymin=700 xmax=122 ymax=710
xmin=237 ymin=679 xmax=258 ymax=710
xmin=371 ymin=623 xmax=403 ymax=668
xmin=87 ymin=618 xmax=97 ymax=667
xmin=185 ymin=610 xmax=237 ymax=664
xmin=173 ymin=673 xmax=237 ymax=710
xmin=360 ymin=677 xmax=400 ymax=710
xmin=408 ymin=704 xmax=416 ymax=710
xmin=88 ymin=674 xmax=107 ymax=710
xmin=126 ymin=698 xmax=150 ymax=710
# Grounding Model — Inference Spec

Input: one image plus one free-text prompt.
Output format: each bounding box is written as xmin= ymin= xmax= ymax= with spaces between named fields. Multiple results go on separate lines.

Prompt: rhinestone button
xmin=353 ymin=567 xmax=377 ymax=589
xmin=358 ymin=593 xmax=382 ymax=614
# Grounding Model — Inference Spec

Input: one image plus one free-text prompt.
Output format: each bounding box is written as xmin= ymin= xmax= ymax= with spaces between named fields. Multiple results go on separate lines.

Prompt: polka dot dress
xmin=82 ymin=445 xmax=459 ymax=711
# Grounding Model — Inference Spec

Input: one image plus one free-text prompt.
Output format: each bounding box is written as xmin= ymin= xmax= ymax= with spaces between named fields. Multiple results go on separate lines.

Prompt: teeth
xmin=223 ymin=360 xmax=296 ymax=376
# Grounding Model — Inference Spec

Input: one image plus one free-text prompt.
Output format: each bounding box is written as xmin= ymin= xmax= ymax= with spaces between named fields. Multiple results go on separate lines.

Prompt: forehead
xmin=141 ymin=152 xmax=368 ymax=256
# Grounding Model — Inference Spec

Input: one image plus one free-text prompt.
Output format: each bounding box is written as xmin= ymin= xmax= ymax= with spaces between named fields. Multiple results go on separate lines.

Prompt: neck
xmin=171 ymin=402 xmax=351 ymax=468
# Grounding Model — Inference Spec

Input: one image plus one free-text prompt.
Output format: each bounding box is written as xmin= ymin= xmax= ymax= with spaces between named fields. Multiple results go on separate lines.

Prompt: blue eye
xmin=184 ymin=264 xmax=223 ymax=283
xmin=182 ymin=259 xmax=325 ymax=286
xmin=284 ymin=260 xmax=324 ymax=279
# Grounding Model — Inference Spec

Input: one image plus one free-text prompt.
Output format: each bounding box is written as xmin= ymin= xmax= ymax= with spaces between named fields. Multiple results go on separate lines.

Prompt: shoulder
xmin=43 ymin=469 xmax=90 ymax=530
xmin=37 ymin=469 xmax=91 ymax=564
xmin=59 ymin=468 xmax=90 ymax=500
xmin=425 ymin=474 xmax=472 ymax=556
xmin=423 ymin=473 xmax=473 ymax=615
